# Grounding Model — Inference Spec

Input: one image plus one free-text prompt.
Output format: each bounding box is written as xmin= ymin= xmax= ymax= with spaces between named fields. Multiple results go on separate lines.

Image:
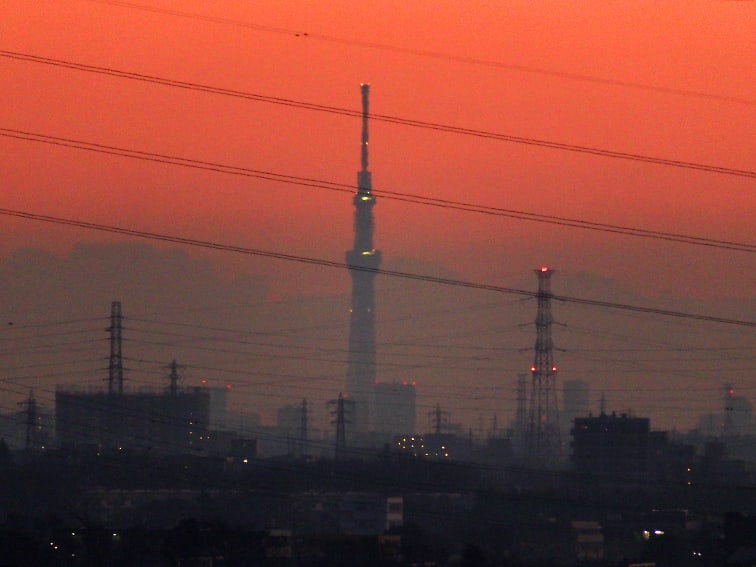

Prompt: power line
xmin=0 ymin=206 xmax=753 ymax=328
xmin=81 ymin=0 xmax=754 ymax=106
xmin=2 ymin=50 xmax=754 ymax=178
xmin=0 ymin=316 xmax=106 ymax=329
xmin=124 ymin=311 xmax=752 ymax=362
xmin=2 ymin=127 xmax=754 ymax=252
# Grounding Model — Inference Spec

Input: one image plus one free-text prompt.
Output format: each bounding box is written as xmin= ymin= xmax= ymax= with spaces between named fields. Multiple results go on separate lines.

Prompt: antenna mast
xmin=361 ymin=83 xmax=370 ymax=173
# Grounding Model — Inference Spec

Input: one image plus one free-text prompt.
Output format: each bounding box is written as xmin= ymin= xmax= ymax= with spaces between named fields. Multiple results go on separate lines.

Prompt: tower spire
xmin=360 ymin=83 xmax=370 ymax=174
xmin=345 ymin=84 xmax=381 ymax=432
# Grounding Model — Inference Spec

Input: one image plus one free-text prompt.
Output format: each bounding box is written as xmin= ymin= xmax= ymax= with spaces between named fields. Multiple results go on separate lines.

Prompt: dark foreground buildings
xmin=55 ymin=387 xmax=210 ymax=454
xmin=572 ymin=412 xmax=658 ymax=480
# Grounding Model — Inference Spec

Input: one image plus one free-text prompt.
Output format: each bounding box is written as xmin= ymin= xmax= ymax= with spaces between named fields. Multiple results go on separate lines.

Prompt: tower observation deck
xmin=345 ymin=84 xmax=381 ymax=432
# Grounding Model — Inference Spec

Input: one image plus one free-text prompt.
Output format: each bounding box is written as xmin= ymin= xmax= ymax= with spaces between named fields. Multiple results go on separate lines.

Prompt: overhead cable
xmin=1 ymin=127 xmax=753 ymax=253
xmin=1 ymin=50 xmax=754 ymax=178
xmin=0 ymin=206 xmax=753 ymax=328
xmin=80 ymin=0 xmax=754 ymax=106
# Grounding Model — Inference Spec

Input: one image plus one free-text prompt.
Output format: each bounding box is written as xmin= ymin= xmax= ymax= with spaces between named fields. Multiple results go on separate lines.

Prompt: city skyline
xmin=0 ymin=1 xmax=753 ymax=435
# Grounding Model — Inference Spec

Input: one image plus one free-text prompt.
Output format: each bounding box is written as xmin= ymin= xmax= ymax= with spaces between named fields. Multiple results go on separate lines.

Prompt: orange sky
xmin=2 ymin=0 xmax=754 ymax=298
xmin=0 ymin=1 xmax=754 ymax=433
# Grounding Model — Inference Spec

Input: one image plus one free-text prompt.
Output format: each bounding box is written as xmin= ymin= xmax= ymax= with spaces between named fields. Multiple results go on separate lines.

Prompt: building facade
xmin=571 ymin=413 xmax=651 ymax=480
xmin=56 ymin=387 xmax=210 ymax=454
xmin=374 ymin=381 xmax=416 ymax=437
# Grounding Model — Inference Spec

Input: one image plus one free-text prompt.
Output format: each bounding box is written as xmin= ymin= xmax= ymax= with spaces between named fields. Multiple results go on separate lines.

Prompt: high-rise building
xmin=572 ymin=413 xmax=652 ymax=480
xmin=277 ymin=399 xmax=308 ymax=457
xmin=345 ymin=84 xmax=381 ymax=431
xmin=55 ymin=387 xmax=210 ymax=454
xmin=562 ymin=379 xmax=589 ymax=432
xmin=277 ymin=403 xmax=303 ymax=434
xmin=723 ymin=383 xmax=754 ymax=436
xmin=199 ymin=384 xmax=229 ymax=430
xmin=374 ymin=381 xmax=416 ymax=436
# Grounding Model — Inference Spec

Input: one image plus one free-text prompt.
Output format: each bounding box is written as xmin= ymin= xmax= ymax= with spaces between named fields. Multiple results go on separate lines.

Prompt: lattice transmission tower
xmin=526 ymin=267 xmax=562 ymax=464
xmin=328 ymin=393 xmax=354 ymax=461
xmin=107 ymin=300 xmax=124 ymax=395
xmin=18 ymin=390 xmax=39 ymax=451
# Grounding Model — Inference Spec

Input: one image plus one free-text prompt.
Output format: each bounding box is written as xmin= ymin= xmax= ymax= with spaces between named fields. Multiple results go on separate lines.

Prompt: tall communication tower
xmin=526 ymin=267 xmax=561 ymax=463
xmin=345 ymin=84 xmax=381 ymax=431
xmin=107 ymin=301 xmax=124 ymax=395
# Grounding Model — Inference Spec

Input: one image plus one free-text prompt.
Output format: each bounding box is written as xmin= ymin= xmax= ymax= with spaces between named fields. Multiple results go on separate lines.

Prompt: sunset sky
xmin=1 ymin=1 xmax=754 ymax=436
